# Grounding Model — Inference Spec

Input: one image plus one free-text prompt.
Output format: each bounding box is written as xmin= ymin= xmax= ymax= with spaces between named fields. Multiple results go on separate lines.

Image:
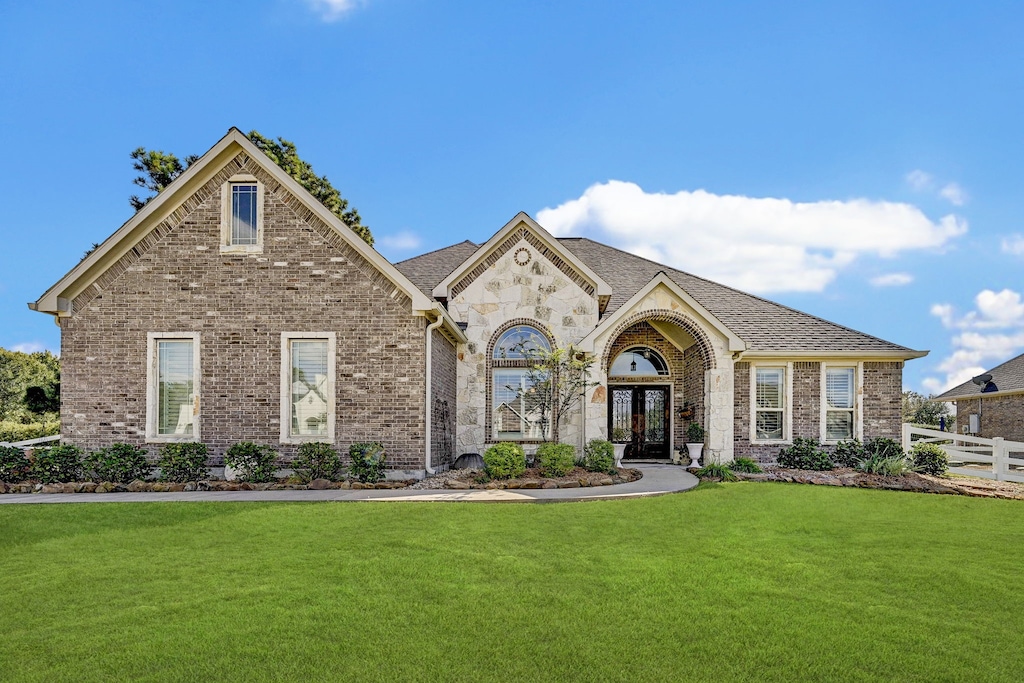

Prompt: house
xmin=31 ymin=129 xmax=926 ymax=477
xmin=934 ymin=352 xmax=1024 ymax=441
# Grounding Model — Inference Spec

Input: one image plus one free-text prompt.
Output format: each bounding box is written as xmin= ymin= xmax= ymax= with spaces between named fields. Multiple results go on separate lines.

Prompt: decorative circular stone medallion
xmin=513 ymin=247 xmax=532 ymax=266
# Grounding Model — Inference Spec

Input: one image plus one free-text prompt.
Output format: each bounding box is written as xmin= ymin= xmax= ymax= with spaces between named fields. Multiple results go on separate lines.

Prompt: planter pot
xmin=685 ymin=443 xmax=704 ymax=468
xmin=613 ymin=443 xmax=627 ymax=469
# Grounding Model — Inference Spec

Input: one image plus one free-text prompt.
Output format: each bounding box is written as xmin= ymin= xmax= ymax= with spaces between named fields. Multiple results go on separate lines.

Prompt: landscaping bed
xmin=0 ymin=478 xmax=415 ymax=495
xmin=718 ymin=466 xmax=1024 ymax=500
xmin=409 ymin=466 xmax=642 ymax=490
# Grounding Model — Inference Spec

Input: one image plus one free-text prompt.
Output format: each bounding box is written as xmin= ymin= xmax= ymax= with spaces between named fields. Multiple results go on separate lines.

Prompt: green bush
xmin=583 ymin=439 xmax=616 ymax=474
xmin=833 ymin=439 xmax=867 ymax=468
xmin=777 ymin=437 xmax=833 ymax=470
xmin=483 ymin=442 xmax=525 ymax=480
xmin=536 ymin=443 xmax=576 ymax=478
xmin=686 ymin=422 xmax=705 ymax=443
xmin=865 ymin=437 xmax=905 ymax=461
xmin=856 ymin=452 xmax=912 ymax=476
xmin=349 ymin=442 xmax=386 ymax=483
xmin=293 ymin=442 xmax=342 ymax=481
xmin=224 ymin=442 xmax=279 ymax=483
xmin=695 ymin=462 xmax=738 ymax=482
xmin=158 ymin=442 xmax=209 ymax=482
xmin=0 ymin=420 xmax=60 ymax=444
xmin=729 ymin=457 xmax=762 ymax=474
xmin=911 ymin=442 xmax=949 ymax=476
xmin=0 ymin=445 xmax=31 ymax=482
xmin=85 ymin=443 xmax=151 ymax=483
xmin=31 ymin=444 xmax=84 ymax=483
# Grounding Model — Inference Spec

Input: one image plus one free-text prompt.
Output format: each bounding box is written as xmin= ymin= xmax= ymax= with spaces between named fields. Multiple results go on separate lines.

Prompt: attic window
xmin=221 ymin=175 xmax=264 ymax=253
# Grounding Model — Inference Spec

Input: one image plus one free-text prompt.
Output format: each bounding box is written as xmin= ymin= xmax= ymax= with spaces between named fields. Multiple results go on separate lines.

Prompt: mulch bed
xmin=408 ymin=466 xmax=642 ymax=491
xmin=708 ymin=466 xmax=1024 ymax=501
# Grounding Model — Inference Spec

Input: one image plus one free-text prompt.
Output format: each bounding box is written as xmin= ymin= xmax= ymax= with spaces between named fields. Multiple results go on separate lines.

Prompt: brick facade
xmin=430 ymin=328 xmax=458 ymax=469
xmin=862 ymin=362 xmax=903 ymax=440
xmin=954 ymin=394 xmax=1024 ymax=442
xmin=60 ymin=152 xmax=431 ymax=471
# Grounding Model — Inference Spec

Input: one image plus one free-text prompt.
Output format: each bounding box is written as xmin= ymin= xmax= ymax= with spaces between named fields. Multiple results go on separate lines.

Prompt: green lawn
xmin=1 ymin=484 xmax=1021 ymax=682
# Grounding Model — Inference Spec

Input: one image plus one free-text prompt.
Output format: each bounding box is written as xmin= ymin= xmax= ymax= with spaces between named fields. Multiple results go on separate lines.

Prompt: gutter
xmin=423 ymin=304 xmax=446 ymax=475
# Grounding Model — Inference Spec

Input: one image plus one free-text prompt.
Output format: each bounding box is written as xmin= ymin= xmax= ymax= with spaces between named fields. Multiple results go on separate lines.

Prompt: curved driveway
xmin=0 ymin=464 xmax=698 ymax=504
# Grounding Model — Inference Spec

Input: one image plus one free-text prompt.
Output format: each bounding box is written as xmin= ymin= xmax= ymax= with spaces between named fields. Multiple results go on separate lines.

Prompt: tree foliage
xmin=129 ymin=130 xmax=372 ymax=245
xmin=512 ymin=341 xmax=598 ymax=442
xmin=0 ymin=348 xmax=60 ymax=422
xmin=902 ymin=390 xmax=953 ymax=428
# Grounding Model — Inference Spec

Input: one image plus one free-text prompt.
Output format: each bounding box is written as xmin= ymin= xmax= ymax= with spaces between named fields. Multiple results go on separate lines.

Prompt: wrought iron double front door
xmin=609 ymin=386 xmax=670 ymax=460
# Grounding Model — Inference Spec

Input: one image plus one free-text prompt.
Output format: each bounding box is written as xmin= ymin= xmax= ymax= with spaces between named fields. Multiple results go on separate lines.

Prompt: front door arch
xmin=609 ymin=385 xmax=670 ymax=459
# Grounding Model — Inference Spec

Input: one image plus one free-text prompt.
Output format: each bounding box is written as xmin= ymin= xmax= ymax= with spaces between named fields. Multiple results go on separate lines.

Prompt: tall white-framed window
xmin=822 ymin=364 xmax=860 ymax=442
xmin=751 ymin=363 xmax=792 ymax=442
xmin=221 ymin=174 xmax=264 ymax=253
xmin=146 ymin=333 xmax=201 ymax=442
xmin=489 ymin=323 xmax=552 ymax=442
xmin=280 ymin=332 xmax=336 ymax=443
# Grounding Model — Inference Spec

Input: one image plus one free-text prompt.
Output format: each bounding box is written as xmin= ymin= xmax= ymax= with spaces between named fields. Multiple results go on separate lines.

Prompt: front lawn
xmin=1 ymin=484 xmax=1021 ymax=682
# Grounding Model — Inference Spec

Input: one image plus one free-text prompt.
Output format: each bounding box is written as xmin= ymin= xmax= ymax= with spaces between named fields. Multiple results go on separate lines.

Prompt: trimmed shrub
xmin=686 ymin=422 xmax=705 ymax=443
xmin=349 ymin=442 xmax=386 ymax=483
xmin=31 ymin=444 xmax=84 ymax=483
xmin=833 ymin=439 xmax=867 ymax=468
xmin=293 ymin=442 xmax=342 ymax=481
xmin=729 ymin=457 xmax=762 ymax=474
xmin=696 ymin=462 xmax=738 ymax=481
xmin=224 ymin=442 xmax=279 ymax=483
xmin=856 ymin=452 xmax=912 ymax=476
xmin=537 ymin=443 xmax=576 ymax=478
xmin=911 ymin=442 xmax=949 ymax=476
xmin=85 ymin=443 xmax=151 ymax=483
xmin=158 ymin=442 xmax=209 ymax=482
xmin=777 ymin=437 xmax=833 ymax=471
xmin=0 ymin=420 xmax=60 ymax=444
xmin=583 ymin=439 xmax=616 ymax=474
xmin=483 ymin=442 xmax=525 ymax=480
xmin=0 ymin=445 xmax=31 ymax=482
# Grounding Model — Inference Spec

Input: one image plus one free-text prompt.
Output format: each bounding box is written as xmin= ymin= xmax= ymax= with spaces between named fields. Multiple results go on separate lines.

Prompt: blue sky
xmin=2 ymin=0 xmax=1023 ymax=394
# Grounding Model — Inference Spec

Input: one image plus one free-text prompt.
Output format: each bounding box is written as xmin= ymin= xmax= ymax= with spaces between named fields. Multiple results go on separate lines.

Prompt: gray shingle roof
xmin=935 ymin=352 xmax=1024 ymax=399
xmin=395 ymin=237 xmax=918 ymax=355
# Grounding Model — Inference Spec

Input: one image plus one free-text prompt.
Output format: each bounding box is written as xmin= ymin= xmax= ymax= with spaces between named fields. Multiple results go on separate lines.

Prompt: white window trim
xmin=280 ymin=332 xmax=336 ymax=444
xmin=220 ymin=173 xmax=265 ymax=254
xmin=820 ymin=362 xmax=863 ymax=444
xmin=750 ymin=362 xmax=793 ymax=444
xmin=146 ymin=332 xmax=201 ymax=443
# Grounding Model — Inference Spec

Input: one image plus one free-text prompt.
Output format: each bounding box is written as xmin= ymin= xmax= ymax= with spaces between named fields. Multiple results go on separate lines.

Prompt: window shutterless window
xmin=220 ymin=175 xmax=264 ymax=252
xmin=825 ymin=367 xmax=856 ymax=441
xmin=146 ymin=333 xmax=200 ymax=442
xmin=489 ymin=323 xmax=551 ymax=441
xmin=755 ymin=367 xmax=785 ymax=440
xmin=280 ymin=333 xmax=335 ymax=443
xmin=231 ymin=184 xmax=259 ymax=245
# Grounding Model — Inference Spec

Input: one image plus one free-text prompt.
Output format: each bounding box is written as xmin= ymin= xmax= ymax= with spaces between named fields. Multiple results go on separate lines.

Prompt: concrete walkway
xmin=0 ymin=464 xmax=699 ymax=505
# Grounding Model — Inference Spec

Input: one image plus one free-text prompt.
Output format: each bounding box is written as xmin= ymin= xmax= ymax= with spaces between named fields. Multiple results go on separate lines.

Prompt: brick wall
xmin=954 ymin=394 xmax=1024 ymax=441
xmin=60 ymin=151 xmax=429 ymax=470
xmin=862 ymin=362 xmax=903 ymax=440
xmin=430 ymin=328 xmax=458 ymax=469
xmin=793 ymin=362 xmax=820 ymax=438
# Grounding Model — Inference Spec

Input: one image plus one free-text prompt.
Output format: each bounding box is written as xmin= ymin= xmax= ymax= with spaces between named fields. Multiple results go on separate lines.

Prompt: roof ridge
xmin=560 ymin=237 xmax=913 ymax=352
xmin=396 ymin=240 xmax=478 ymax=265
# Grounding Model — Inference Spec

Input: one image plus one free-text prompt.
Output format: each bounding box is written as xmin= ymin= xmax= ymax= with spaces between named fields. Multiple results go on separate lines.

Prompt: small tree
xmin=509 ymin=341 xmax=598 ymax=442
xmin=901 ymin=390 xmax=954 ymax=428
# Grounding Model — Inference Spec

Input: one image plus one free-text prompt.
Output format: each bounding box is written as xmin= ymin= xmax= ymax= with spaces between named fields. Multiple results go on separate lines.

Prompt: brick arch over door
xmin=600 ymin=309 xmax=717 ymax=373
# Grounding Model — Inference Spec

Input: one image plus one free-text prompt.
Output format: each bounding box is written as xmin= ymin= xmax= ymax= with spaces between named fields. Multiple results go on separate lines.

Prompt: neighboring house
xmin=934 ymin=353 xmax=1024 ymax=441
xmin=31 ymin=129 xmax=926 ymax=476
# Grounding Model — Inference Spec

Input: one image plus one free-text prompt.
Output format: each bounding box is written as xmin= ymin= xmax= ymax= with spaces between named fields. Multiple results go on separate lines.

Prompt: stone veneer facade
xmin=60 ymin=151 xmax=438 ymax=472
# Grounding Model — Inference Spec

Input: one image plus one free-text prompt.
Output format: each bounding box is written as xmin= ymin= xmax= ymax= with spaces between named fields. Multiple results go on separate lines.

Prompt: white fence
xmin=0 ymin=434 xmax=61 ymax=449
xmin=903 ymin=424 xmax=1024 ymax=483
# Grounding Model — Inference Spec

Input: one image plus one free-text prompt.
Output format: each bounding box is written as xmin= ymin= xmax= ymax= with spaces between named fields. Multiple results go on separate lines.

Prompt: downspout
xmin=424 ymin=305 xmax=446 ymax=475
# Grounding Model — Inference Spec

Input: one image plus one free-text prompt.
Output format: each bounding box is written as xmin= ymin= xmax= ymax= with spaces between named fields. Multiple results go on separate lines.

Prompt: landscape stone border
xmin=0 ymin=478 xmax=413 ymax=495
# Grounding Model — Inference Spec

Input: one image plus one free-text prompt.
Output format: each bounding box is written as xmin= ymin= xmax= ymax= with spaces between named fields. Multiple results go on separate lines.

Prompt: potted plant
xmin=685 ymin=421 xmax=705 ymax=467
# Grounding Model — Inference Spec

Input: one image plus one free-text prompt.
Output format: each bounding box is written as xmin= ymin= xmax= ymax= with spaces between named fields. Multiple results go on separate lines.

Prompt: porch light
xmin=630 ymin=357 xmax=637 ymax=372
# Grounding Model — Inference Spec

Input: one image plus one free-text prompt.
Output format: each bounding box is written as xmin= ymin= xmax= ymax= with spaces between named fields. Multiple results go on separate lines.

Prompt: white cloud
xmin=923 ymin=288 xmax=1024 ymax=392
xmin=870 ymin=272 xmax=913 ymax=287
xmin=378 ymin=231 xmax=422 ymax=251
xmin=1001 ymin=234 xmax=1024 ymax=256
xmin=10 ymin=342 xmax=48 ymax=354
xmin=536 ymin=180 xmax=966 ymax=293
xmin=304 ymin=0 xmax=364 ymax=21
xmin=905 ymin=169 xmax=934 ymax=191
xmin=939 ymin=182 xmax=968 ymax=206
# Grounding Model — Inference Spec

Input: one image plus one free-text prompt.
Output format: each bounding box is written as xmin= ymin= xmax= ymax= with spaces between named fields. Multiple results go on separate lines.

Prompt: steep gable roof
xmin=935 ymin=352 xmax=1024 ymax=399
xmin=31 ymin=128 xmax=465 ymax=342
xmin=395 ymin=240 xmax=479 ymax=297
xmin=396 ymin=235 xmax=924 ymax=358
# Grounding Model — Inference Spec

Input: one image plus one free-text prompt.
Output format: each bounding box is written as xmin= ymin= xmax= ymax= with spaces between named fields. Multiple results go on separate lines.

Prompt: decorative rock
xmin=506 ymin=481 xmax=521 ymax=489
xmin=520 ymin=481 xmax=542 ymax=489
xmin=596 ymin=477 xmax=614 ymax=486
xmin=254 ymin=483 xmax=272 ymax=491
xmin=34 ymin=484 xmax=43 ymax=493
xmin=127 ymin=480 xmax=147 ymax=492
xmin=197 ymin=481 xmax=211 ymax=491
xmin=41 ymin=484 xmax=63 ymax=494
xmin=485 ymin=481 xmax=502 ymax=489
xmin=168 ymin=483 xmax=185 ymax=492
xmin=351 ymin=482 xmax=367 ymax=490
xmin=449 ymin=480 xmax=470 ymax=490
xmin=94 ymin=482 xmax=112 ymax=493
xmin=112 ymin=483 xmax=129 ymax=493
xmin=338 ymin=481 xmax=351 ymax=489
xmin=63 ymin=483 xmax=79 ymax=494
xmin=558 ymin=481 xmax=580 ymax=488
xmin=81 ymin=482 xmax=97 ymax=492
xmin=239 ymin=483 xmax=253 ymax=491
xmin=183 ymin=482 xmax=197 ymax=492
xmin=0 ymin=483 xmax=8 ymax=494
xmin=578 ymin=480 xmax=591 ymax=487
xmin=541 ymin=481 xmax=558 ymax=489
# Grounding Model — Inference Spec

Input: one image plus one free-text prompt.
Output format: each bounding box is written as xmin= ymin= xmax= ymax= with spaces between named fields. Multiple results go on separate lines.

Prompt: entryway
xmin=609 ymin=385 xmax=670 ymax=460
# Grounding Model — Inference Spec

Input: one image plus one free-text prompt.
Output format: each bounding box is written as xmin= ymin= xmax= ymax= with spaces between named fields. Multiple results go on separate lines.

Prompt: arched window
xmin=609 ymin=346 xmax=669 ymax=377
xmin=489 ymin=323 xmax=552 ymax=441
